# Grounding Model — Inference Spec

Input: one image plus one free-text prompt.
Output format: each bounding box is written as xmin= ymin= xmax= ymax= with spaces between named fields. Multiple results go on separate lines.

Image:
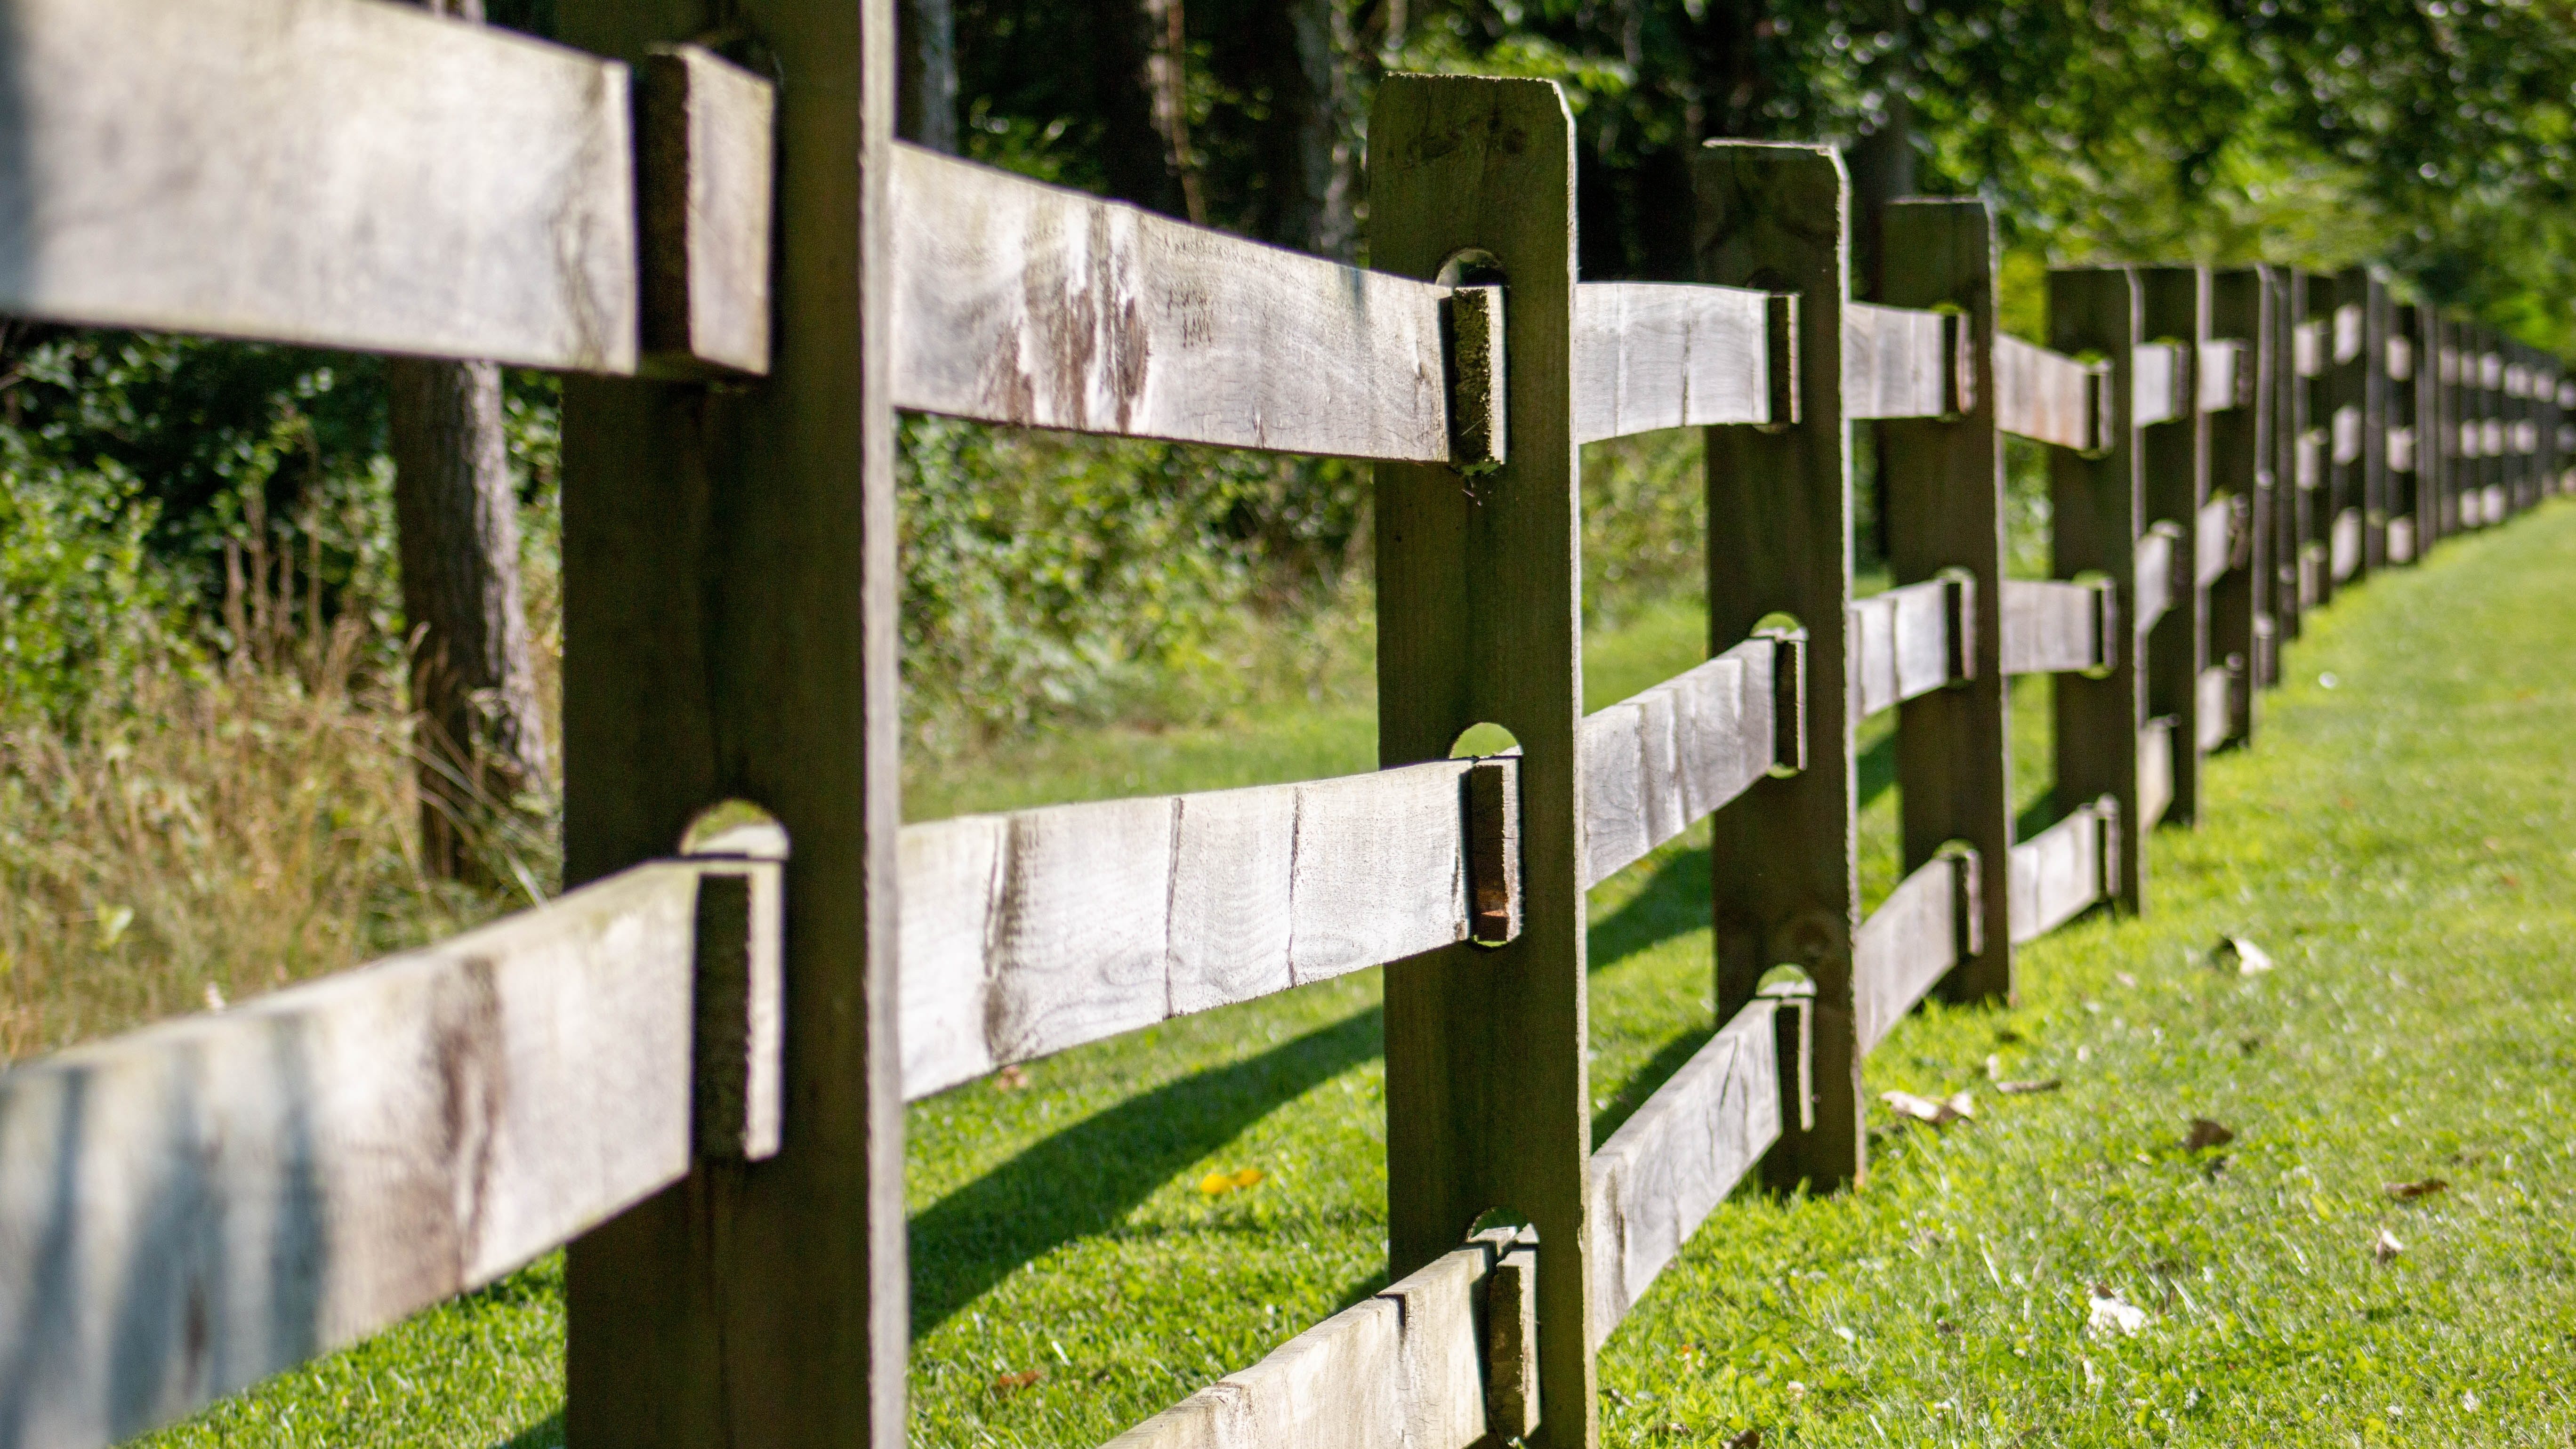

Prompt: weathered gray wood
xmin=637 ymin=46 xmax=776 ymax=378
xmin=2139 ymin=268 xmax=2210 ymax=828
xmin=1700 ymin=141 xmax=1861 ymax=1193
xmin=2209 ymin=267 xmax=2271 ymax=743
xmin=686 ymin=815 xmax=792 ymax=1163
xmin=2195 ymin=666 xmax=2233 ymax=752
xmin=2329 ymin=506 xmax=2363 ymax=581
xmin=1845 ymin=578 xmax=1962 ymax=722
xmin=1572 ymin=281 xmax=1773 ymax=442
xmin=2133 ymin=521 xmax=2181 ymax=639
xmin=1998 ymin=578 xmax=2113 ymax=676
xmin=2006 ymin=797 xmax=2118 ymax=943
xmin=897 ymin=758 xmax=1506 ymax=1100
xmin=888 ymin=142 xmax=1455 ymax=462
xmin=2139 ymin=715 xmax=2176 ymax=831
xmin=2277 ymin=272 xmax=2316 ymax=638
xmin=1881 ymin=199 xmax=2013 ymax=1008
xmin=1579 ymin=637 xmax=1783 ymax=889
xmin=2195 ymin=495 xmax=2235 ymax=587
xmin=2355 ymin=270 xmax=2394 ymax=569
xmin=1843 ymin=301 xmax=1958 ymax=420
xmin=1852 ymin=850 xmax=1978 ymax=1054
xmin=1102 ymin=1232 xmax=1531 ymax=1449
xmin=0 ymin=0 xmax=640 ymax=371
xmin=1371 ymin=74 xmax=1597 ymax=1446
xmin=1586 ymin=1000 xmax=1780 ymax=1344
xmin=1993 ymin=335 xmax=2098 ymax=450
xmin=2132 ymin=341 xmax=2191 ymax=428
xmin=556 ymin=0 xmax=907 ymax=1442
xmin=2049 ymin=266 xmax=2148 ymax=912
xmin=0 ymin=859 xmax=762 ymax=1449
xmin=2197 ymin=338 xmax=2247 ymax=413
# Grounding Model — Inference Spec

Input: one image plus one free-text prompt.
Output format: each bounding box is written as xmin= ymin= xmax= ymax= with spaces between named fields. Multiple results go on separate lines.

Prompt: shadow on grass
xmin=498 ymin=1412 xmax=561 ymax=1449
xmin=910 ymin=1007 xmax=1385 ymax=1336
xmin=2015 ymin=788 xmax=2061 ymax=843
xmin=1589 ymin=1024 xmax=1717 ymax=1149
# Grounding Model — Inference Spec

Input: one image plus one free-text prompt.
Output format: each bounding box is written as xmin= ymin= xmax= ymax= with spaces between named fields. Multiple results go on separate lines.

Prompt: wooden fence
xmin=0 ymin=3 xmax=2565 ymax=1447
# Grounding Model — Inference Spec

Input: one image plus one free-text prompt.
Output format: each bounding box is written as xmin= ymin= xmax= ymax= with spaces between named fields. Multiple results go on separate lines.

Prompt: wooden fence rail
xmin=0 ymin=6 xmax=2568 ymax=1447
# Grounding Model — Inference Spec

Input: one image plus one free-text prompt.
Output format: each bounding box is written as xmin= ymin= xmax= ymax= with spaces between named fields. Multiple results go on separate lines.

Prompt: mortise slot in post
xmin=1762 ymin=292 xmax=1802 ymax=430
xmin=636 ymin=45 xmax=776 ymax=378
xmin=684 ymin=808 xmax=788 ymax=1161
xmin=1940 ymin=842 xmax=1984 ymax=961
xmin=1762 ymin=625 xmax=1808 ymax=774
xmin=1939 ymin=569 xmax=1978 ymax=684
xmin=1758 ymin=977 xmax=1816 ymax=1133
xmin=1443 ymin=284 xmax=1508 ymax=471
xmin=2091 ymin=795 xmax=2124 ymax=907
xmin=1465 ymin=758 xmax=1523 ymax=947
xmin=1942 ymin=310 xmax=1977 ymax=419
xmin=1476 ymin=1224 xmax=1541 ymax=1440
xmin=2086 ymin=576 xmax=2122 ymax=674
xmin=2083 ymin=362 xmax=2117 ymax=458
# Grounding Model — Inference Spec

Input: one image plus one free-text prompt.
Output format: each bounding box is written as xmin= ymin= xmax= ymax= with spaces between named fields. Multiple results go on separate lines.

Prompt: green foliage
xmin=0 ymin=443 xmax=181 ymax=723
xmin=897 ymin=416 xmax=1368 ymax=749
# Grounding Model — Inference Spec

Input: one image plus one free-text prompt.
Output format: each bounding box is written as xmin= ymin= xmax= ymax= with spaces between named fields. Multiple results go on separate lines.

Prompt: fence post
xmin=2271 ymin=271 xmax=2308 ymax=648
xmin=2389 ymin=301 xmax=2420 ymax=562
xmin=2139 ymin=266 xmax=2208 ymax=822
xmin=1368 ymin=74 xmax=1597 ymax=1449
xmin=1696 ymin=142 xmax=1861 ymax=1191
xmin=554 ymin=2 xmax=908 ymax=1446
xmin=2477 ymin=328 xmax=2502 ymax=525
xmin=2048 ymin=266 xmax=2147 ymax=910
xmin=2209 ymin=267 xmax=2270 ymax=741
xmin=1879 ymin=198 xmax=2011 ymax=1005
xmin=2412 ymin=302 xmax=2442 ymax=554
xmin=2360 ymin=270 xmax=2394 ymax=571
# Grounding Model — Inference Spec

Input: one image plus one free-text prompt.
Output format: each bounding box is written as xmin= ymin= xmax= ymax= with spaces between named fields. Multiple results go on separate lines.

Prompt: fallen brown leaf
xmin=2211 ymin=936 xmax=2275 ymax=975
xmin=1883 ymin=1089 xmax=1974 ymax=1127
xmin=1725 ymin=1431 xmax=1763 ymax=1449
xmin=2185 ymin=1118 xmax=2235 ymax=1152
xmin=1997 ymin=1077 xmax=2062 ymax=1095
xmin=994 ymin=1064 xmax=1030 ymax=1091
xmin=2384 ymin=1177 xmax=2449 ymax=1201
xmin=2372 ymin=1228 xmax=2405 ymax=1264
xmin=991 ymin=1368 xmax=1046 ymax=1396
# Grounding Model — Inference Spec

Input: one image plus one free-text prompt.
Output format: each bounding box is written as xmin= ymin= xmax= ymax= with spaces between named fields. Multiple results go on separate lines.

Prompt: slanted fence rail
xmin=0 ymin=5 xmax=2565 ymax=1449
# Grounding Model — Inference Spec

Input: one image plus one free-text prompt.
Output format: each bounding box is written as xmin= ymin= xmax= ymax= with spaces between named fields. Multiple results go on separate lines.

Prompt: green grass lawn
xmin=142 ymin=501 xmax=2576 ymax=1446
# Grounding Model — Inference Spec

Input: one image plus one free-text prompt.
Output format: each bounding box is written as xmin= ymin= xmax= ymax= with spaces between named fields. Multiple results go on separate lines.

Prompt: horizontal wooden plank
xmin=2295 ymin=319 xmax=2326 ymax=378
xmin=2333 ymin=404 xmax=2363 ymax=465
xmin=0 ymin=857 xmax=765 ymax=1449
xmin=1843 ymin=302 xmax=1956 ymax=420
xmin=888 ymin=143 xmax=1455 ymax=462
xmin=2000 ymin=578 xmax=2113 ymax=676
xmin=1104 ymin=1231 xmax=1530 ymax=1449
xmin=2008 ymin=796 xmax=2118 ymax=944
xmin=1846 ymin=578 xmax=1963 ymax=723
xmin=0 ymin=0 xmax=640 ymax=371
xmin=2330 ymin=507 xmax=2363 ymax=582
xmin=2387 ymin=334 xmax=2415 ymax=381
xmin=1572 ymin=282 xmax=1772 ymax=442
xmin=2389 ymin=515 xmax=2418 ymax=564
xmin=1587 ymin=999 xmax=1780 ymax=1344
xmin=1578 ymin=636 xmax=1787 ymax=889
xmin=2134 ymin=523 xmax=2181 ymax=637
xmin=2140 ymin=715 xmax=2176 ymax=830
xmin=2198 ymin=338 xmax=2247 ymax=412
xmin=1853 ymin=851 xmax=1977 ymax=1054
xmin=2389 ymin=426 xmax=2416 ymax=474
xmin=899 ymin=759 xmax=1501 ymax=1099
xmin=2196 ymin=496 xmax=2235 ymax=588
xmin=2133 ymin=342 xmax=2190 ymax=427
xmin=2197 ymin=666 xmax=2234 ymax=752
xmin=1993 ymin=334 xmax=2097 ymax=449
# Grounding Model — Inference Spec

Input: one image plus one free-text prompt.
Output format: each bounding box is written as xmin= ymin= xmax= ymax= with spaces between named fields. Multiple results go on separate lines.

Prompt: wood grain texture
xmin=1586 ymin=1000 xmax=1780 ymax=1344
xmin=1881 ymin=200 xmax=2013 ymax=1006
xmin=1699 ymin=141 xmax=1862 ymax=1193
xmin=637 ymin=45 xmax=776 ymax=377
xmin=1101 ymin=1233 xmax=1529 ymax=1449
xmin=1579 ymin=638 xmax=1779 ymax=890
xmin=0 ymin=861 xmax=721 ymax=1449
xmin=1370 ymin=74 xmax=1596 ymax=1445
xmin=1844 ymin=578 xmax=1960 ymax=723
xmin=1993 ymin=335 xmax=2097 ymax=450
xmin=2049 ymin=266 xmax=2148 ymax=912
xmin=555 ymin=0 xmax=907 ymax=1442
xmin=1998 ymin=579 xmax=2112 ymax=676
xmin=1852 ymin=851 xmax=1975 ymax=1054
xmin=0 ymin=0 xmax=639 ymax=371
xmin=2131 ymin=342 xmax=2190 ymax=428
xmin=1571 ymin=281 xmax=1773 ymax=442
xmin=889 ymin=142 xmax=1454 ymax=461
xmin=897 ymin=759 xmax=1502 ymax=1100
xmin=2006 ymin=797 xmax=2117 ymax=943
xmin=1843 ymin=301 xmax=1955 ymax=419
xmin=2139 ymin=268 xmax=2210 ymax=828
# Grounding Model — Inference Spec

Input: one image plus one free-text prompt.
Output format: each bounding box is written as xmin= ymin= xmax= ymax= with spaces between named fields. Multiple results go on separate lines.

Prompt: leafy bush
xmin=0 ymin=443 xmax=183 ymax=723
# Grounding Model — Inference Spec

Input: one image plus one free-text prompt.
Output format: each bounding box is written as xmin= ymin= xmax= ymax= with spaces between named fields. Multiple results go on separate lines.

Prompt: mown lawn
xmin=144 ymin=500 xmax=2576 ymax=1446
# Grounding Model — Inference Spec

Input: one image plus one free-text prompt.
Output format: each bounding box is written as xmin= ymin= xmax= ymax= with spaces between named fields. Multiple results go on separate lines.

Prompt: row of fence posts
xmin=539 ymin=24 xmax=2565 ymax=1444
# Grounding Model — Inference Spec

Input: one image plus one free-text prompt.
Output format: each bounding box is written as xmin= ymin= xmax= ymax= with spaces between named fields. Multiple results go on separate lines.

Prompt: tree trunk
xmin=1265 ymin=0 xmax=1354 ymax=258
xmin=899 ymin=0 xmax=957 ymax=152
xmin=1092 ymin=0 xmax=1202 ymax=220
xmin=387 ymin=360 xmax=549 ymax=882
